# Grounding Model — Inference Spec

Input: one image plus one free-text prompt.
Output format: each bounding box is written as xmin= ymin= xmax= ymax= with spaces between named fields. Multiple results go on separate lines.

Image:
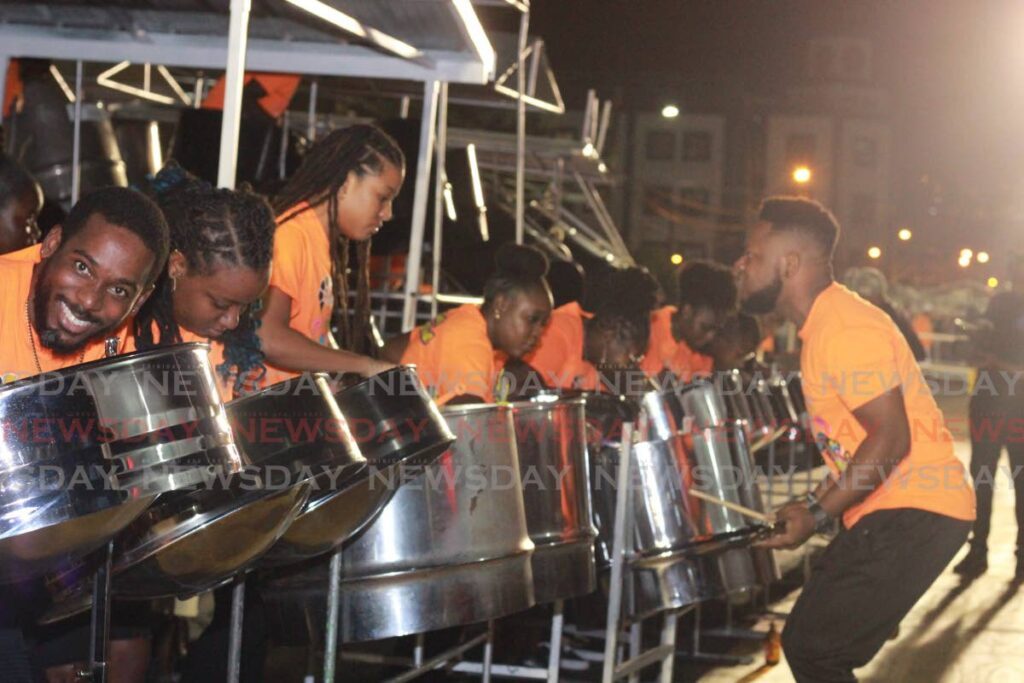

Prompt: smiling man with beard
xmin=735 ymin=196 xmax=974 ymax=683
xmin=1 ymin=186 xmax=169 ymax=383
xmin=0 ymin=186 xmax=168 ymax=682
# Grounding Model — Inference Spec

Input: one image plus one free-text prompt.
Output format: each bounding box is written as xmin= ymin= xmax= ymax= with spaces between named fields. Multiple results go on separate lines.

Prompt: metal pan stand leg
xmin=482 ymin=620 xmax=494 ymax=683
xmin=677 ymin=601 xmax=754 ymax=666
xmin=657 ymin=610 xmax=678 ymax=683
xmin=546 ymin=600 xmax=564 ymax=681
xmin=452 ymin=602 xmax=569 ymax=681
xmin=601 ymin=422 xmax=634 ymax=683
xmin=227 ymin=576 xmax=246 ymax=683
xmin=87 ymin=541 xmax=114 ymax=683
xmin=323 ymin=549 xmax=343 ymax=683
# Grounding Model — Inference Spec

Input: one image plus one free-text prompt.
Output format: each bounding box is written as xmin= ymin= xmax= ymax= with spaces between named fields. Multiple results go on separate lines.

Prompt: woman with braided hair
xmin=519 ymin=266 xmax=660 ymax=393
xmin=128 ymin=164 xmax=276 ymax=398
xmin=254 ymin=123 xmax=404 ymax=387
xmin=383 ymin=243 xmax=553 ymax=405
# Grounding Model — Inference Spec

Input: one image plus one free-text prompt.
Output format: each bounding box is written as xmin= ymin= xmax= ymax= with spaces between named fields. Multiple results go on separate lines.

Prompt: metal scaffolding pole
xmin=217 ymin=0 xmax=251 ymax=189
xmin=515 ymin=9 xmax=529 ymax=244
xmin=71 ymin=60 xmax=83 ymax=204
xmin=401 ymin=80 xmax=441 ymax=331
xmin=431 ymin=82 xmax=450 ymax=319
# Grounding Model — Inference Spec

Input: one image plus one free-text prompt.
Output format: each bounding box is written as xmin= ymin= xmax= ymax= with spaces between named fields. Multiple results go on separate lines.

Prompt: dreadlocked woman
xmin=255 ymin=124 xmax=404 ymax=387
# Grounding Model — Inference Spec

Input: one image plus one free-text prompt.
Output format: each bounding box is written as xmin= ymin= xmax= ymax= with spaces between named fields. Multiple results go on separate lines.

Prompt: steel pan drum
xmin=673 ymin=380 xmax=729 ymax=431
xmin=644 ymin=385 xmax=776 ymax=553
xmin=258 ymin=367 xmax=454 ymax=566
xmin=39 ymin=371 xmax=343 ymax=615
xmin=0 ymin=344 xmax=240 ymax=582
xmin=584 ymin=394 xmax=707 ymax=616
xmin=111 ymin=482 xmax=310 ymax=599
xmin=511 ymin=397 xmax=596 ymax=604
xmin=699 ymin=424 xmax=779 ymax=601
xmin=264 ymin=404 xmax=534 ymax=643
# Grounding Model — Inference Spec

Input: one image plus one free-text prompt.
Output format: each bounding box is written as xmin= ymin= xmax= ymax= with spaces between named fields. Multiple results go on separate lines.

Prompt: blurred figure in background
xmin=843 ymin=266 xmax=926 ymax=361
xmin=640 ymin=259 xmax=736 ymax=381
xmin=954 ymin=289 xmax=1024 ymax=579
xmin=709 ymin=312 xmax=762 ymax=371
xmin=0 ymin=153 xmax=42 ymax=254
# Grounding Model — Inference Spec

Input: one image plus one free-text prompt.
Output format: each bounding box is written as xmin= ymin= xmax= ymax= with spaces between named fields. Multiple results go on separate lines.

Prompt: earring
xmin=170 ymin=276 xmax=177 ymax=293
xmin=494 ymin=311 xmax=501 ymax=320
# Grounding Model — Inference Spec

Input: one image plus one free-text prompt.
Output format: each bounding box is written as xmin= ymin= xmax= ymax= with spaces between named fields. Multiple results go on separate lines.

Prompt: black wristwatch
xmin=805 ymin=492 xmax=833 ymax=533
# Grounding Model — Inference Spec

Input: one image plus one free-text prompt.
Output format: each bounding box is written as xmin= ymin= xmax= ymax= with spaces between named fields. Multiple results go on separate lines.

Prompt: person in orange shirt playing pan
xmin=384 ymin=244 xmax=552 ymax=405
xmin=130 ymin=164 xmax=276 ymax=398
xmin=518 ymin=266 xmax=660 ymax=395
xmin=640 ymin=260 xmax=736 ymax=383
xmin=250 ymin=124 xmax=405 ymax=388
xmin=0 ymin=187 xmax=168 ymax=683
xmin=736 ymin=196 xmax=974 ymax=683
xmin=34 ymin=167 xmax=277 ymax=683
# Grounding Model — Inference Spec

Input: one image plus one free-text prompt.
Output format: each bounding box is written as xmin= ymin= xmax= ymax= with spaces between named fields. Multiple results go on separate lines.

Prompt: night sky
xmin=530 ymin=0 xmax=1024 ymax=251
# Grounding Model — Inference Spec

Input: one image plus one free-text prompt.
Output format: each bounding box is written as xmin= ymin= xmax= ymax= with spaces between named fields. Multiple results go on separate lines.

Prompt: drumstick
xmin=688 ymin=488 xmax=774 ymax=523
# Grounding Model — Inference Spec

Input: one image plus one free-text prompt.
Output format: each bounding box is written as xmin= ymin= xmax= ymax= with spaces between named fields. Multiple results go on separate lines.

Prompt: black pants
xmin=967 ymin=392 xmax=1024 ymax=553
xmin=782 ymin=509 xmax=970 ymax=683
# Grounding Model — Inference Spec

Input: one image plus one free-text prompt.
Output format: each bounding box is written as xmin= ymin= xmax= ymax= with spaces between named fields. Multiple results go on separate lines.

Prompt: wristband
xmin=805 ymin=492 xmax=833 ymax=533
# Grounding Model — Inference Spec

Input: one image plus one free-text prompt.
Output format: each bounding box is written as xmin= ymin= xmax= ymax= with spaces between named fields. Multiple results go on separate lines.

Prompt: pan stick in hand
xmin=688 ymin=488 xmax=774 ymax=524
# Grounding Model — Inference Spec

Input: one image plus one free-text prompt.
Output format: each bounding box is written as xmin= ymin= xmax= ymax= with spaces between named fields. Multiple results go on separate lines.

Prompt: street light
xmin=958 ymin=255 xmax=971 ymax=268
xmin=898 ymin=228 xmax=912 ymax=241
xmin=792 ymin=166 xmax=812 ymax=184
xmin=960 ymin=248 xmax=973 ymax=259
xmin=661 ymin=104 xmax=680 ymax=119
xmin=670 ymin=253 xmax=684 ymax=265
xmin=867 ymin=246 xmax=882 ymax=259
xmin=977 ymin=251 xmax=990 ymax=264
xmin=988 ymin=277 xmax=999 ymax=288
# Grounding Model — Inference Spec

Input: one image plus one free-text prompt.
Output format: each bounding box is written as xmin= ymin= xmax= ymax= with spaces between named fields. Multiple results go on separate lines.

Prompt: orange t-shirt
xmin=523 ymin=302 xmax=599 ymax=391
xmin=202 ymin=73 xmax=301 ymax=119
xmin=912 ymin=313 xmax=934 ymax=353
xmin=260 ymin=203 xmax=333 ymax=387
xmin=400 ymin=304 xmax=499 ymax=405
xmin=0 ymin=245 xmax=130 ymax=385
xmin=125 ymin=325 xmax=233 ymax=403
xmin=799 ymin=283 xmax=974 ymax=527
xmin=3 ymin=59 xmax=22 ymax=118
xmin=639 ymin=306 xmax=713 ymax=380
xmin=640 ymin=306 xmax=677 ymax=376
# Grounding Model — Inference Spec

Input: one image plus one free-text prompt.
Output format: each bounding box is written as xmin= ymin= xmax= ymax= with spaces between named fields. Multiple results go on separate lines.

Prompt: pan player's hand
xmin=756 ymin=501 xmax=815 ymax=550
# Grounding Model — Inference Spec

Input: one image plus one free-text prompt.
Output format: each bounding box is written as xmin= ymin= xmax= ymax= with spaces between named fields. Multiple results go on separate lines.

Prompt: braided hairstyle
xmin=272 ymin=124 xmax=404 ymax=353
xmin=586 ymin=266 xmax=660 ymax=359
xmin=136 ymin=163 xmax=276 ymax=391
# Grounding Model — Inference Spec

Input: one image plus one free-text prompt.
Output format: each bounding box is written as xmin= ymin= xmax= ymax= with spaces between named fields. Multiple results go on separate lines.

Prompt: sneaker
xmin=953 ymin=549 xmax=987 ymax=578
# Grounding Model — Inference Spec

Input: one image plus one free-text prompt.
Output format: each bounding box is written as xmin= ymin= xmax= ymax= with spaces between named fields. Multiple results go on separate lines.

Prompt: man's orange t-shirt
xmin=259 ymin=203 xmax=333 ymax=387
xmin=125 ymin=325 xmax=233 ymax=403
xmin=799 ymin=283 xmax=975 ymax=528
xmin=0 ymin=245 xmax=130 ymax=385
xmin=400 ymin=304 xmax=499 ymax=405
xmin=639 ymin=305 xmax=713 ymax=380
xmin=523 ymin=302 xmax=599 ymax=391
